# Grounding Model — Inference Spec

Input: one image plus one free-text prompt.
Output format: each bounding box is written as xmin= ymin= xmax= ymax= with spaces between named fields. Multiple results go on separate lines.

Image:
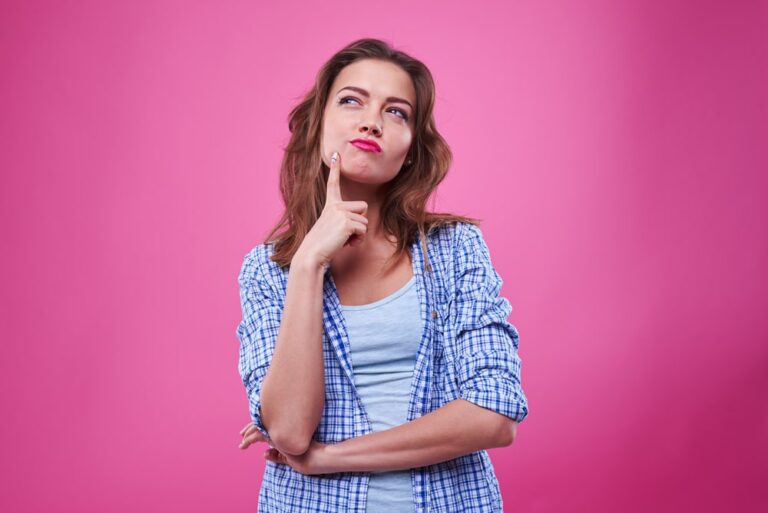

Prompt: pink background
xmin=2 ymin=0 xmax=766 ymax=511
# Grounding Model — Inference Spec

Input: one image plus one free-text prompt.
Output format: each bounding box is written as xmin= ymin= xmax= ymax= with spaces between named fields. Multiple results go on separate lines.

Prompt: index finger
xmin=325 ymin=151 xmax=342 ymax=204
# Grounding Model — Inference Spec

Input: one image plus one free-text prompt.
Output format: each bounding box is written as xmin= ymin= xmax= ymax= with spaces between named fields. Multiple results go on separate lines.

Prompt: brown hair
xmin=262 ymin=37 xmax=481 ymax=273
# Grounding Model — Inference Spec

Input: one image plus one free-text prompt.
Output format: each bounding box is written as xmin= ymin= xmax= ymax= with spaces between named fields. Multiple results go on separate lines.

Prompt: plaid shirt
xmin=237 ymin=221 xmax=529 ymax=512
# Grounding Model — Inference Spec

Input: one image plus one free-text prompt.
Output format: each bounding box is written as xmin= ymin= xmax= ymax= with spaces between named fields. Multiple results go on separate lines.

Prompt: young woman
xmin=236 ymin=38 xmax=529 ymax=513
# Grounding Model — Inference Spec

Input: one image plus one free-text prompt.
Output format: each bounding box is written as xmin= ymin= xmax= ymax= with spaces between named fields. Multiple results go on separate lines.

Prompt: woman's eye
xmin=338 ymin=96 xmax=409 ymax=121
xmin=388 ymin=108 xmax=409 ymax=121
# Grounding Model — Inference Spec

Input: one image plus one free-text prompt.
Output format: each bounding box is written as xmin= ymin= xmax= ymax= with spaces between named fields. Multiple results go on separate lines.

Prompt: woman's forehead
xmin=332 ymin=60 xmax=416 ymax=103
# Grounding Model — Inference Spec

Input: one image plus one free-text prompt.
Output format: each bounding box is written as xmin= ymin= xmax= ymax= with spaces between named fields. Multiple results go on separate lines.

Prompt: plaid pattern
xmin=237 ymin=221 xmax=529 ymax=512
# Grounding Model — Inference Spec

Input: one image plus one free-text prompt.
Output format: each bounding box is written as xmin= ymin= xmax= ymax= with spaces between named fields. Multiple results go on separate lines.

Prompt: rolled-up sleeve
xmin=452 ymin=224 xmax=529 ymax=423
xmin=236 ymin=246 xmax=283 ymax=441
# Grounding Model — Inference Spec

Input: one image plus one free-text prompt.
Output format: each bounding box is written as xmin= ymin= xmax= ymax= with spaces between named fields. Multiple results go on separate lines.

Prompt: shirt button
xmin=431 ymin=310 xmax=438 ymax=319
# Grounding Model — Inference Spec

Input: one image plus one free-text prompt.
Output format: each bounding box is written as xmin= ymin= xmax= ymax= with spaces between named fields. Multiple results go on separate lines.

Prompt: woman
xmin=236 ymin=38 xmax=529 ymax=513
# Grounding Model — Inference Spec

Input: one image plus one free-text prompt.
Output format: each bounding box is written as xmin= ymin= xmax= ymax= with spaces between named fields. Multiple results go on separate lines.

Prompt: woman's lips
xmin=350 ymin=139 xmax=382 ymax=153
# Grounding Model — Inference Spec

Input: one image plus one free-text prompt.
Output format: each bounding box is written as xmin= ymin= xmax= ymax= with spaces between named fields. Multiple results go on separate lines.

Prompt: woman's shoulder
xmin=240 ymin=242 xmax=270 ymax=270
xmin=238 ymin=242 xmax=285 ymax=289
xmin=425 ymin=220 xmax=485 ymax=256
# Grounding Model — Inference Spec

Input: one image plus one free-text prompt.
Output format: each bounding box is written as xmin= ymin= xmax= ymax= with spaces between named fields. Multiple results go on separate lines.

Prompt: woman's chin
xmin=341 ymin=160 xmax=374 ymax=176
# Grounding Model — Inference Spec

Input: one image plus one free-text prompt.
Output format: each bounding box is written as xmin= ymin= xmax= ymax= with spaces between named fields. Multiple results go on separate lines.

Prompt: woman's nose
xmin=359 ymin=121 xmax=382 ymax=136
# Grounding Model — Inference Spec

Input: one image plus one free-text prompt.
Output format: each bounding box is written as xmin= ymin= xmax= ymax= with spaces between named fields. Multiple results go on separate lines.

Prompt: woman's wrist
xmin=291 ymin=248 xmax=326 ymax=274
xmin=320 ymin=441 xmax=347 ymax=474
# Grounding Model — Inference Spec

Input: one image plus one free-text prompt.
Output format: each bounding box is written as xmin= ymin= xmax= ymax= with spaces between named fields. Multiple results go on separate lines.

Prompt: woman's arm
xmin=320 ymin=224 xmax=527 ymax=473
xmin=324 ymin=398 xmax=515 ymax=473
xmin=256 ymin=152 xmax=369 ymax=456
xmin=258 ymin=252 xmax=326 ymax=456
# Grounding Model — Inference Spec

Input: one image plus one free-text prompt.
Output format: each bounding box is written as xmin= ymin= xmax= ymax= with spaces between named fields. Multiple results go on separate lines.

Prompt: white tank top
xmin=340 ymin=275 xmax=421 ymax=513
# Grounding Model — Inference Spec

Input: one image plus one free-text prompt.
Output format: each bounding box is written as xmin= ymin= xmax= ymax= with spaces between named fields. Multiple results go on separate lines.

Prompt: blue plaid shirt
xmin=237 ymin=221 xmax=529 ymax=512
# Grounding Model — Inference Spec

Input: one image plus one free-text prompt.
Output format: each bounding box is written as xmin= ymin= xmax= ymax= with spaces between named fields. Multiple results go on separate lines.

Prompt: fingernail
xmin=331 ymin=152 xmax=338 ymax=163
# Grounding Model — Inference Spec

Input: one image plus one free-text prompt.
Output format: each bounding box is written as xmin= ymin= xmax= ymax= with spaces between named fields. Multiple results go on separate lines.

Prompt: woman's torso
xmin=250 ymin=222 xmax=509 ymax=512
xmin=335 ymin=235 xmax=420 ymax=513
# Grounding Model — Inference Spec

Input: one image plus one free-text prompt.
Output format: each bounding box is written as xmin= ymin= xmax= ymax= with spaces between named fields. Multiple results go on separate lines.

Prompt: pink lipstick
xmin=350 ymin=138 xmax=382 ymax=153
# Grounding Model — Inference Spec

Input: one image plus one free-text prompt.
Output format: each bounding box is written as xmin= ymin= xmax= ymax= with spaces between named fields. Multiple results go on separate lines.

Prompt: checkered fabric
xmin=237 ymin=221 xmax=529 ymax=512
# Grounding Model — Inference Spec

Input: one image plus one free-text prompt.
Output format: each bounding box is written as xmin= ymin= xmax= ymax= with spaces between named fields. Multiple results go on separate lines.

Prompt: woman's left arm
xmin=323 ymin=225 xmax=528 ymax=473
xmin=323 ymin=398 xmax=515 ymax=473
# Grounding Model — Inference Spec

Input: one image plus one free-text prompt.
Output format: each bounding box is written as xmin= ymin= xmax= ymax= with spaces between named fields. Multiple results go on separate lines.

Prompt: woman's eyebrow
xmin=336 ymin=86 xmax=413 ymax=110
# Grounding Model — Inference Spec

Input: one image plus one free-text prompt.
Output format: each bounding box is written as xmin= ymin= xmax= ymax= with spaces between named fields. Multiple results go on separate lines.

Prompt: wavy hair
xmin=262 ymin=37 xmax=481 ymax=273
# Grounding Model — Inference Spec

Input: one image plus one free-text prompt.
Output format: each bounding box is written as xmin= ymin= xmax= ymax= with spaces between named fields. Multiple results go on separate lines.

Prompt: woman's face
xmin=320 ymin=59 xmax=416 ymax=186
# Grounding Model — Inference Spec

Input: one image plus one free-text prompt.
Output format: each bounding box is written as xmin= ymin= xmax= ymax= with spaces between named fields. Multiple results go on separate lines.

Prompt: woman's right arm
xmin=258 ymin=151 xmax=368 ymax=456
xmin=257 ymin=251 xmax=327 ymax=456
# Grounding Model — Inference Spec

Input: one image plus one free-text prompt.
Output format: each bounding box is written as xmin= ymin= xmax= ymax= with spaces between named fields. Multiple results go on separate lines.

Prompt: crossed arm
xmin=322 ymin=398 xmax=516 ymax=473
xmin=239 ymin=397 xmax=517 ymax=474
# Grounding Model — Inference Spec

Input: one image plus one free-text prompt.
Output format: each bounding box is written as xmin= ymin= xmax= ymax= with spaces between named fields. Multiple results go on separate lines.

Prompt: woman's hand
xmin=238 ymin=421 xmax=338 ymax=476
xmin=294 ymin=151 xmax=369 ymax=268
xmin=264 ymin=439 xmax=337 ymax=475
xmin=238 ymin=421 xmax=270 ymax=450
